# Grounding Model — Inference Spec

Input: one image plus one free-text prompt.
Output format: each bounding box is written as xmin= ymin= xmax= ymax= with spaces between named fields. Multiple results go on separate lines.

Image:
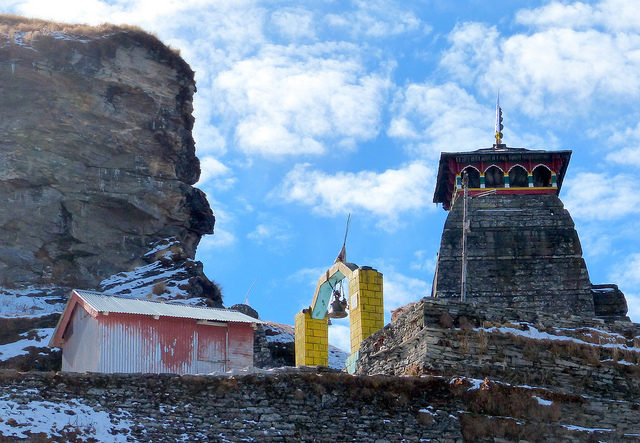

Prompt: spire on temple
xmin=494 ymin=93 xmax=504 ymax=147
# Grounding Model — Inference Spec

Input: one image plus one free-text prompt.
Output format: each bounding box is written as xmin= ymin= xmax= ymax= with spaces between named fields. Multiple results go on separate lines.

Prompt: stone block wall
xmin=355 ymin=298 xmax=640 ymax=439
xmin=592 ymin=284 xmax=629 ymax=319
xmin=434 ymin=194 xmax=595 ymax=316
xmin=2 ymin=368 xmax=638 ymax=442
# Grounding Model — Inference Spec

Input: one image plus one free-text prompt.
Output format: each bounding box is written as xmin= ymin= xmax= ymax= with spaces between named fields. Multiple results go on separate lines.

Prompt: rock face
xmin=0 ymin=16 xmax=214 ymax=292
xmin=434 ymin=193 xmax=595 ymax=316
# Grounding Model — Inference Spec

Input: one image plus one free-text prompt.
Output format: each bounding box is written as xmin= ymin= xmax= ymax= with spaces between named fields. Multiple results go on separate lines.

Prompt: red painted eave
xmin=49 ymin=290 xmax=100 ymax=348
xmin=433 ymin=147 xmax=572 ymax=209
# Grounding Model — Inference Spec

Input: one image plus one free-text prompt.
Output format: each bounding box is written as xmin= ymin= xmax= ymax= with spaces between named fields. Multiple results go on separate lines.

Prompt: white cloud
xmin=328 ymin=320 xmax=351 ymax=352
xmin=288 ymin=267 xmax=326 ymax=288
xmin=215 ymin=43 xmax=390 ymax=157
xmin=325 ymin=0 xmax=424 ymax=38
xmin=277 ymin=162 xmax=434 ymax=226
xmin=388 ymin=82 xmax=493 ymax=156
xmin=198 ymin=230 xmax=235 ymax=249
xmin=610 ymin=253 xmax=640 ymax=285
xmin=270 ymin=8 xmax=316 ymax=40
xmin=609 ymin=253 xmax=640 ymax=322
xmin=607 ymin=147 xmax=640 ymax=167
xmin=381 ymin=270 xmax=430 ymax=323
xmin=197 ymin=157 xmax=235 ymax=190
xmin=439 ymin=23 xmax=500 ymax=87
xmin=576 ymin=226 xmax=614 ymax=259
xmin=410 ymin=250 xmax=438 ymax=274
xmin=625 ymin=292 xmax=640 ymax=323
xmin=247 ymin=220 xmax=292 ymax=245
xmin=195 ymin=201 xmax=237 ymax=249
xmin=516 ymin=0 xmax=640 ymax=32
xmin=606 ymin=121 xmax=640 ymax=167
xmin=192 ymin=106 xmax=227 ymax=156
xmin=441 ymin=15 xmax=640 ymax=118
xmin=563 ymin=172 xmax=640 ymax=220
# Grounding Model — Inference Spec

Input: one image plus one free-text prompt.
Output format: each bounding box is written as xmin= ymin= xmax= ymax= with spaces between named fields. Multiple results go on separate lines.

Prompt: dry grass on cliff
xmin=0 ymin=14 xmax=145 ymax=38
xmin=0 ymin=14 xmax=184 ymax=62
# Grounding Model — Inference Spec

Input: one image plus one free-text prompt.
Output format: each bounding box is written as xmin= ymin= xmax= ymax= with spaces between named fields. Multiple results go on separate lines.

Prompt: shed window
xmin=509 ymin=166 xmax=528 ymax=188
xmin=533 ymin=166 xmax=552 ymax=187
xmin=461 ymin=168 xmax=480 ymax=188
xmin=485 ymin=166 xmax=504 ymax=188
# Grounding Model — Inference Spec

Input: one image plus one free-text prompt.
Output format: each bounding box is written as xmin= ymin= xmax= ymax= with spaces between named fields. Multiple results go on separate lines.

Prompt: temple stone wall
xmin=434 ymin=194 xmax=594 ymax=316
xmin=355 ymin=298 xmax=640 ymax=440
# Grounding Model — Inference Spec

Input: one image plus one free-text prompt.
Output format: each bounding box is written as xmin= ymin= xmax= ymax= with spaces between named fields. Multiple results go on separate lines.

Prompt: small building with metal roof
xmin=50 ymin=290 xmax=261 ymax=375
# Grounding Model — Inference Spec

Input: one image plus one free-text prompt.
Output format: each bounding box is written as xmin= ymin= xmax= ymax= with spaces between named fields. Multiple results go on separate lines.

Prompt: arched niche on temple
xmin=484 ymin=165 xmax=504 ymax=188
xmin=509 ymin=165 xmax=528 ymax=188
xmin=461 ymin=166 xmax=480 ymax=188
xmin=533 ymin=165 xmax=552 ymax=187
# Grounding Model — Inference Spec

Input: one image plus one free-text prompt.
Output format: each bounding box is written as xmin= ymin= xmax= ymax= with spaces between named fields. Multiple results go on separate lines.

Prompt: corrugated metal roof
xmin=74 ymin=290 xmax=261 ymax=324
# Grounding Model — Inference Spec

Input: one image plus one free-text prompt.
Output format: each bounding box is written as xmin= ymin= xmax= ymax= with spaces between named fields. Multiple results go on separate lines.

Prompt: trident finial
xmin=494 ymin=93 xmax=503 ymax=148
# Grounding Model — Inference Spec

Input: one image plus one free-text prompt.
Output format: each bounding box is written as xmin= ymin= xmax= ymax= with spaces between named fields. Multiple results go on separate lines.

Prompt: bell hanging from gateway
xmin=326 ymin=289 xmax=348 ymax=319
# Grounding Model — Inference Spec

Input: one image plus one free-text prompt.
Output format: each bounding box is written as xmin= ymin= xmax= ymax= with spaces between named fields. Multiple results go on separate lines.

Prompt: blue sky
xmin=4 ymin=0 xmax=640 ymax=351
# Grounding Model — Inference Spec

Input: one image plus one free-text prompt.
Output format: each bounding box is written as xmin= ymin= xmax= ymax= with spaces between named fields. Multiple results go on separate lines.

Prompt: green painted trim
xmin=311 ymin=271 xmax=346 ymax=319
xmin=346 ymin=351 xmax=359 ymax=374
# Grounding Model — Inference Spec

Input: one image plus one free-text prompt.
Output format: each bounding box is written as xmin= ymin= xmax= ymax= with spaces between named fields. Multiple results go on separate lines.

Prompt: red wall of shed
xmin=96 ymin=313 xmax=254 ymax=374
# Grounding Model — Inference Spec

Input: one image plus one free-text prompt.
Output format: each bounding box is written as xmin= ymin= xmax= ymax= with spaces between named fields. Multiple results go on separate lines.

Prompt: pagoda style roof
xmin=433 ymin=146 xmax=572 ymax=209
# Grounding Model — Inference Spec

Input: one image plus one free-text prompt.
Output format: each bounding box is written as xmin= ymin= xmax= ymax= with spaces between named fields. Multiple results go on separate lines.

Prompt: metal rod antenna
xmin=342 ymin=213 xmax=351 ymax=247
xmin=243 ymin=278 xmax=257 ymax=305
xmin=461 ymin=174 xmax=469 ymax=302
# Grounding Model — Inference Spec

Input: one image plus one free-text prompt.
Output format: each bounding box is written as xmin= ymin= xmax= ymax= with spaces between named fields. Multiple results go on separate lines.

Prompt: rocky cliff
xmin=0 ymin=16 xmax=219 ymax=369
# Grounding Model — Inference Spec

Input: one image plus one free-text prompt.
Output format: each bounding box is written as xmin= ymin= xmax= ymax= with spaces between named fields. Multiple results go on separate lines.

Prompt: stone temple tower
xmin=431 ymin=144 xmax=627 ymax=318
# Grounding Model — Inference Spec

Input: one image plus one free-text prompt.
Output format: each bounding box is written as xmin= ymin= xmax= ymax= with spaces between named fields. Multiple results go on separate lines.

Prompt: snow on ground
xmin=453 ymin=377 xmax=486 ymax=391
xmin=0 ymin=391 xmax=133 ymax=441
xmin=100 ymin=261 xmax=187 ymax=295
xmin=0 ymin=287 xmax=65 ymax=318
xmin=262 ymin=322 xmax=294 ymax=344
xmin=555 ymin=326 xmax=628 ymax=344
xmin=601 ymin=358 xmax=636 ymax=365
xmin=98 ymin=260 xmax=201 ymax=305
xmin=0 ymin=328 xmax=55 ymax=360
xmin=532 ymin=396 xmax=553 ymax=406
xmin=261 ymin=321 xmax=348 ymax=370
xmin=143 ymin=237 xmax=180 ymax=259
xmin=328 ymin=346 xmax=347 ymax=370
xmin=418 ymin=406 xmax=437 ymax=416
xmin=478 ymin=323 xmax=640 ymax=353
xmin=562 ymin=424 xmax=612 ymax=433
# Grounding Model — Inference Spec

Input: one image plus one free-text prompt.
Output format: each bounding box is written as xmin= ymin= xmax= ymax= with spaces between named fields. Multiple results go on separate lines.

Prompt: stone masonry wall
xmin=2 ymin=368 xmax=637 ymax=442
xmin=434 ymin=194 xmax=594 ymax=316
xmin=356 ymin=298 xmax=640 ymax=440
